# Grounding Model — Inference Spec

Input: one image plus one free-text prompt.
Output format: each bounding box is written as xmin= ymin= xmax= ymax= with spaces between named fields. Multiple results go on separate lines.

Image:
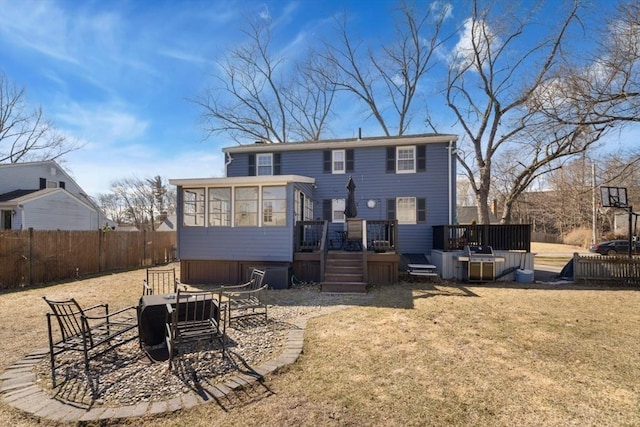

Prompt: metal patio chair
xmin=220 ymin=268 xmax=268 ymax=325
xmin=143 ymin=267 xmax=184 ymax=295
xmin=165 ymin=289 xmax=226 ymax=370
xmin=42 ymin=297 xmax=138 ymax=389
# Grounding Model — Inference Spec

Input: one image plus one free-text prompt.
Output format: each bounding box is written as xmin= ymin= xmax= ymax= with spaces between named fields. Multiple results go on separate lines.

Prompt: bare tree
xmin=561 ymin=1 xmax=640 ymax=126
xmin=443 ymin=0 xmax=640 ymax=224
xmin=316 ymin=0 xmax=453 ymax=136
xmin=98 ymin=176 xmax=175 ymax=231
xmin=196 ymin=18 xmax=335 ymax=143
xmin=0 ymin=71 xmax=80 ymax=163
xmin=509 ymin=148 xmax=640 ymax=240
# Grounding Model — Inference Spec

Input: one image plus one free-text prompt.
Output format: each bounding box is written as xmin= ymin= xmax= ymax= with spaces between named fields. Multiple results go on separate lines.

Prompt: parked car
xmin=589 ymin=240 xmax=640 ymax=256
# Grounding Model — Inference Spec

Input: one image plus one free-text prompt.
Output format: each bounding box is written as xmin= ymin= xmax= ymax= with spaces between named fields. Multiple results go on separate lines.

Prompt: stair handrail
xmin=319 ymin=220 xmax=328 ymax=282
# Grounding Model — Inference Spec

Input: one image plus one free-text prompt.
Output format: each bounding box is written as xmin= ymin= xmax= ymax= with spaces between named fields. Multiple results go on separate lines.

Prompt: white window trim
xmin=396 ymin=146 xmax=416 ymax=174
xmin=208 ymin=188 xmax=231 ymax=227
xmin=185 ymin=184 xmax=290 ymax=228
xmin=332 ymin=198 xmax=346 ymax=223
xmin=183 ymin=188 xmax=206 ymax=227
xmin=332 ymin=149 xmax=346 ymax=174
xmin=262 ymin=186 xmax=286 ymax=227
xmin=234 ymin=186 xmax=260 ymax=227
xmin=396 ymin=196 xmax=417 ymax=224
xmin=256 ymin=153 xmax=273 ymax=176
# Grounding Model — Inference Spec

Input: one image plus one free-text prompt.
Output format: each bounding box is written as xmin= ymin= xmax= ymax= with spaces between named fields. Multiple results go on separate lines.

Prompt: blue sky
xmin=0 ymin=0 xmax=634 ymax=198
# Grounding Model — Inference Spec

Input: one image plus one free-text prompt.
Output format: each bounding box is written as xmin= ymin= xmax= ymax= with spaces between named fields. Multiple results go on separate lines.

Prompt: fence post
xmin=98 ymin=230 xmax=103 ymax=273
xmin=28 ymin=227 xmax=34 ymax=285
xmin=143 ymin=229 xmax=147 ymax=267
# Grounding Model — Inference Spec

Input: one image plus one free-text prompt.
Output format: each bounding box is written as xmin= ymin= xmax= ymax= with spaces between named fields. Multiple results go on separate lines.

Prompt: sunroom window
xmin=183 ymin=188 xmax=205 ymax=226
xmin=234 ymin=187 xmax=259 ymax=226
xmin=208 ymin=188 xmax=231 ymax=226
xmin=262 ymin=186 xmax=286 ymax=226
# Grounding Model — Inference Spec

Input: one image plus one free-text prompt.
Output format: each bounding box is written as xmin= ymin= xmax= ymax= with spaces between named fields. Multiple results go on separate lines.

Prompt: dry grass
xmin=1 ymin=263 xmax=639 ymax=427
xmin=532 ymin=242 xmax=591 ymax=267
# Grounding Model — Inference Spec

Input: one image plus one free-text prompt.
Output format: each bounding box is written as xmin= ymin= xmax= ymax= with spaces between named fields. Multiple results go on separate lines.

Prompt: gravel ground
xmin=32 ymin=285 xmax=373 ymax=408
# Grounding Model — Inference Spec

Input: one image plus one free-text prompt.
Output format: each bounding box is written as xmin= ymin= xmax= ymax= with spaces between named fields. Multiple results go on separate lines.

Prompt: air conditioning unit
xmin=247 ymin=266 xmax=290 ymax=289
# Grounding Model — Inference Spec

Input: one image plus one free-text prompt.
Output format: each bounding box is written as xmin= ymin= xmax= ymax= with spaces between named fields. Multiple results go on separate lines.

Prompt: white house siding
xmin=23 ymin=192 xmax=98 ymax=230
xmin=0 ymin=162 xmax=84 ymax=195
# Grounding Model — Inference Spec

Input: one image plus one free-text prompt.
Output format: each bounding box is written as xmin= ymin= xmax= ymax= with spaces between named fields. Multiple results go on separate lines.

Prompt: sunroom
xmin=169 ymin=175 xmax=316 ymax=288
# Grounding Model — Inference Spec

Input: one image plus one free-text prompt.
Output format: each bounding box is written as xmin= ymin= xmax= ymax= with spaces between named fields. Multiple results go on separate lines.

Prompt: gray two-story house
xmin=0 ymin=161 xmax=111 ymax=231
xmin=170 ymin=133 xmax=458 ymax=290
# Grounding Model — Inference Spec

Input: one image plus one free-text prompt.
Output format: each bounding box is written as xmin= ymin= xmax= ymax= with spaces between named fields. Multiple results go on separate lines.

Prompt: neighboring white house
xmin=0 ymin=160 xmax=113 ymax=230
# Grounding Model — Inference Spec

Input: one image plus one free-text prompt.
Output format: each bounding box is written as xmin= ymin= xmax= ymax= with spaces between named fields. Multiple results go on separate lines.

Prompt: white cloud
xmin=65 ymin=146 xmax=226 ymax=197
xmin=54 ymin=102 xmax=149 ymax=145
xmin=0 ymin=0 xmax=78 ymax=64
xmin=430 ymin=1 xmax=453 ymax=21
xmin=157 ymin=49 xmax=211 ymax=65
xmin=449 ymin=17 xmax=498 ymax=72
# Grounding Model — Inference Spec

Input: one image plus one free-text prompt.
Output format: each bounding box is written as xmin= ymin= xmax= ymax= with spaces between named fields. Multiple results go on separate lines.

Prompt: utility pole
xmin=592 ymin=162 xmax=597 ymax=245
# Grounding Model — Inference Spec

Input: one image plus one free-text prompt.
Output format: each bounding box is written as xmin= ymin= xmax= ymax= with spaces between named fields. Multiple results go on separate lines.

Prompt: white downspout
xmin=225 ymin=152 xmax=233 ymax=176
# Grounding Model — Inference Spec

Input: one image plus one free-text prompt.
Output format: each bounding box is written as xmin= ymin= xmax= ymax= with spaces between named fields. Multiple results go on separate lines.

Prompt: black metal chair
xmin=220 ymin=268 xmax=268 ymax=325
xmin=143 ymin=267 xmax=184 ymax=295
xmin=165 ymin=289 xmax=226 ymax=370
xmin=43 ymin=297 xmax=138 ymax=388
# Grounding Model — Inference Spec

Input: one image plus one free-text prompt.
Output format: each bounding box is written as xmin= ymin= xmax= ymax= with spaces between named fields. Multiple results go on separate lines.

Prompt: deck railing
xmin=294 ymin=220 xmax=398 ymax=253
xmin=365 ymin=220 xmax=397 ymax=252
xmin=294 ymin=220 xmax=326 ymax=252
xmin=432 ymin=224 xmax=531 ymax=252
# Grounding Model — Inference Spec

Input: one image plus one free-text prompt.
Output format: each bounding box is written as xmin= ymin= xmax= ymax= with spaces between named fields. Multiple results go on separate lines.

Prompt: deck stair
xmin=321 ymin=252 xmax=367 ymax=293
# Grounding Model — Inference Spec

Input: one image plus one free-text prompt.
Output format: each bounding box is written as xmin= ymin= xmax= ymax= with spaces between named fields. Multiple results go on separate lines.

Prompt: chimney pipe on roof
xmin=358 ymin=128 xmax=362 ymax=140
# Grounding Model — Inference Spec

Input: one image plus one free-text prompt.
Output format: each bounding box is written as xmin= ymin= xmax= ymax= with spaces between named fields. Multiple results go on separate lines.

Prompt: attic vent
xmin=50 ymin=167 xmax=57 ymax=175
xmin=255 ymin=140 xmax=266 ymax=144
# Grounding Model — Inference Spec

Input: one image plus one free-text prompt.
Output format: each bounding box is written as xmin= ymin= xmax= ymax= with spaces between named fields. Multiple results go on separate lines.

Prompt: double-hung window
xmin=332 ymin=199 xmax=345 ymax=223
xmin=396 ymin=197 xmax=417 ymax=224
xmin=396 ymin=146 xmax=416 ymax=173
xmin=332 ymin=150 xmax=345 ymax=174
xmin=256 ymin=153 xmax=273 ymax=176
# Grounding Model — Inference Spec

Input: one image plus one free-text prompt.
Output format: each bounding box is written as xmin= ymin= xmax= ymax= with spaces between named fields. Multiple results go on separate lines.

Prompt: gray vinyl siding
xmin=178 ymin=226 xmax=293 ymax=261
xmin=0 ymin=162 xmax=84 ymax=196
xmin=22 ymin=192 xmax=98 ymax=230
xmin=0 ymin=161 xmax=107 ymax=230
xmin=227 ymin=143 xmax=453 ymax=254
xmin=175 ymin=182 xmax=302 ymax=262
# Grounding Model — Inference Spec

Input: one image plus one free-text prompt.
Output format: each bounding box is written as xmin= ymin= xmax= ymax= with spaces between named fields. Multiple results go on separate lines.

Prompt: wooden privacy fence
xmin=573 ymin=253 xmax=640 ymax=286
xmin=0 ymin=229 xmax=176 ymax=290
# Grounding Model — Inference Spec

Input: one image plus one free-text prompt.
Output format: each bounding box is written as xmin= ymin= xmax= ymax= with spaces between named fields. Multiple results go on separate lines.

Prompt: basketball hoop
xmin=600 ymin=186 xmax=628 ymax=208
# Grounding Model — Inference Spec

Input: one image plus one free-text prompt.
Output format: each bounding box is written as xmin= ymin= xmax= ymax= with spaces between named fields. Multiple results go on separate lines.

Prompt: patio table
xmin=137 ymin=293 xmax=219 ymax=362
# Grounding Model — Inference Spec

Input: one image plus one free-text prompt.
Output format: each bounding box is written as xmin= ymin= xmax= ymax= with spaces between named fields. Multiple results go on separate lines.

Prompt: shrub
xmin=563 ymin=228 xmax=591 ymax=247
